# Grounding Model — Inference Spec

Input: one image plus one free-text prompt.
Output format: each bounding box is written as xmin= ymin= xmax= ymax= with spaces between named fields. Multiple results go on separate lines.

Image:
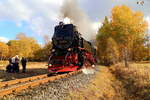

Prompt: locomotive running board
xmin=57 ymin=66 xmax=79 ymax=72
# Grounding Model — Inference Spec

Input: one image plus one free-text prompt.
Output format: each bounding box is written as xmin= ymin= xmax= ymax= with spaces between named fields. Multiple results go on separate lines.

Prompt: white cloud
xmin=42 ymin=0 xmax=64 ymax=6
xmin=0 ymin=0 xmax=64 ymax=36
xmin=0 ymin=37 xmax=9 ymax=43
xmin=145 ymin=16 xmax=150 ymax=29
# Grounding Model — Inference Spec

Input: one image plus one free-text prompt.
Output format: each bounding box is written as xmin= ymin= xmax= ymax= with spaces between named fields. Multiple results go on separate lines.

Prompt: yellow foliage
xmin=111 ymin=5 xmax=148 ymax=45
xmin=8 ymin=33 xmax=41 ymax=58
xmin=96 ymin=5 xmax=149 ymax=63
xmin=0 ymin=42 xmax=9 ymax=59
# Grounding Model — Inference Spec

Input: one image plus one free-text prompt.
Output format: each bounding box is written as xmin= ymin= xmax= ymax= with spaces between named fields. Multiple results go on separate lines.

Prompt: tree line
xmin=0 ymin=33 xmax=52 ymax=61
xmin=96 ymin=5 xmax=150 ymax=66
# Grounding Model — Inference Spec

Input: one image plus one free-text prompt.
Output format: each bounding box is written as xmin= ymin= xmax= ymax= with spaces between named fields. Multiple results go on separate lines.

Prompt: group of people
xmin=6 ymin=55 xmax=27 ymax=73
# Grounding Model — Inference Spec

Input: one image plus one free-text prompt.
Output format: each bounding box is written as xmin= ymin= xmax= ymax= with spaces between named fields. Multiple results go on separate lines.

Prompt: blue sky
xmin=0 ymin=20 xmax=44 ymax=44
xmin=0 ymin=0 xmax=150 ymax=44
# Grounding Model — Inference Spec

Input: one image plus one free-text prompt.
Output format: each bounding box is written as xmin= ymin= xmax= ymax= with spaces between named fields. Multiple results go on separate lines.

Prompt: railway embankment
xmin=1 ymin=71 xmax=95 ymax=100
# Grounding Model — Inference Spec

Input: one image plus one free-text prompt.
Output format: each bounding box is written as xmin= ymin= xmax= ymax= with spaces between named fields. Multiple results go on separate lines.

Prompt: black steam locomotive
xmin=48 ymin=22 xmax=96 ymax=74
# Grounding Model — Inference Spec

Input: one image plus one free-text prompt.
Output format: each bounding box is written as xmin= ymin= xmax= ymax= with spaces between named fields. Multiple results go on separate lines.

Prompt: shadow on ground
xmin=0 ymin=68 xmax=48 ymax=82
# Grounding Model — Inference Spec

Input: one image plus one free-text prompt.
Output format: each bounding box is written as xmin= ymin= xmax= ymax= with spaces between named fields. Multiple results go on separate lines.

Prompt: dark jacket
xmin=21 ymin=58 xmax=27 ymax=65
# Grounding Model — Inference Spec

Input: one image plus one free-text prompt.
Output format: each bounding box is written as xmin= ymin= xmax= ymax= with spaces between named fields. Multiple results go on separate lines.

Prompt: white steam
xmin=63 ymin=17 xmax=71 ymax=24
xmin=60 ymin=0 xmax=99 ymax=40
xmin=82 ymin=68 xmax=95 ymax=74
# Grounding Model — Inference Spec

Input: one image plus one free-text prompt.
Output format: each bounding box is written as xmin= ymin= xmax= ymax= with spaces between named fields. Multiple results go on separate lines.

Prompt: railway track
xmin=0 ymin=71 xmax=81 ymax=97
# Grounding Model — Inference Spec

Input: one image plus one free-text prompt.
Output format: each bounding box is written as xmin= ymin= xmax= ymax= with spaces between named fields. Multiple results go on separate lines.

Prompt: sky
xmin=0 ymin=0 xmax=150 ymax=44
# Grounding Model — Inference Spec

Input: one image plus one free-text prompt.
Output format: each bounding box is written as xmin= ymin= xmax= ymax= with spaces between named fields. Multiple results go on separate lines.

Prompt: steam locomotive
xmin=48 ymin=22 xmax=96 ymax=74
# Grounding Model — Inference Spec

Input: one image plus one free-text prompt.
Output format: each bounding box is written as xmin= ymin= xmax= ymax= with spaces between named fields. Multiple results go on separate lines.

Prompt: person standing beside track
xmin=21 ymin=57 xmax=27 ymax=73
xmin=14 ymin=55 xmax=20 ymax=73
xmin=6 ymin=58 xmax=13 ymax=72
xmin=11 ymin=56 xmax=16 ymax=72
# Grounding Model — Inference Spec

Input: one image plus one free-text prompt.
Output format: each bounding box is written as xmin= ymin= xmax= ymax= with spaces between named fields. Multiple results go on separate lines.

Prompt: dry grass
xmin=130 ymin=62 xmax=150 ymax=72
xmin=0 ymin=61 xmax=47 ymax=82
xmin=0 ymin=61 xmax=8 ymax=67
xmin=110 ymin=64 xmax=150 ymax=100
xmin=66 ymin=62 xmax=150 ymax=100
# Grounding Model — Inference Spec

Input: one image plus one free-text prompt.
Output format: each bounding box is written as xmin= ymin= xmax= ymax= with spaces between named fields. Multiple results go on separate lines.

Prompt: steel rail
xmin=0 ymin=70 xmax=81 ymax=97
xmin=0 ymin=74 xmax=47 ymax=88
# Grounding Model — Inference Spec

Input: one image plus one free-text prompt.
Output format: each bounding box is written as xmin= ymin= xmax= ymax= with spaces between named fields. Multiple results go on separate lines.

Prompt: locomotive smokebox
xmin=52 ymin=23 xmax=75 ymax=49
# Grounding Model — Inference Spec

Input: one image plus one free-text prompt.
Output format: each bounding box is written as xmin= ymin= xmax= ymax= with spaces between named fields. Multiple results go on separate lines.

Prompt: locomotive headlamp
xmin=68 ymin=48 xmax=72 ymax=51
xmin=92 ymin=65 xmax=95 ymax=68
xmin=48 ymin=64 xmax=52 ymax=67
xmin=52 ymin=49 xmax=55 ymax=52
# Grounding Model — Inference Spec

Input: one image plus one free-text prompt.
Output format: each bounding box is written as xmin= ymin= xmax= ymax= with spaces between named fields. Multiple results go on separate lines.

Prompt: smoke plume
xmin=60 ymin=0 xmax=96 ymax=40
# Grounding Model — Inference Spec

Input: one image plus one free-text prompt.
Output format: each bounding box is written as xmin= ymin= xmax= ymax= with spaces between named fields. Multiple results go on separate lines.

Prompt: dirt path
xmin=66 ymin=66 xmax=127 ymax=100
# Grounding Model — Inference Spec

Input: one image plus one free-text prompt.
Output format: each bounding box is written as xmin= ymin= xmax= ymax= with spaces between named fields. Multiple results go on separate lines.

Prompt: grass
xmin=110 ymin=64 xmax=150 ymax=100
xmin=0 ymin=61 xmax=48 ymax=82
xmin=0 ymin=61 xmax=8 ymax=67
xmin=66 ymin=62 xmax=150 ymax=100
xmin=130 ymin=62 xmax=150 ymax=72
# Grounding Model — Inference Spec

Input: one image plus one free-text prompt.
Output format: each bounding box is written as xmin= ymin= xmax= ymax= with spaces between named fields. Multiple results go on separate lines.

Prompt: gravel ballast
xmin=2 ymin=71 xmax=96 ymax=100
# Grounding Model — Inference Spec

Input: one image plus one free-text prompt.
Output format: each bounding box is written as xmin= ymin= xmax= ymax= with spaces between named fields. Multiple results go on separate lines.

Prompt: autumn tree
xmin=8 ymin=40 xmax=21 ymax=57
xmin=106 ymin=38 xmax=119 ymax=65
xmin=143 ymin=34 xmax=150 ymax=60
xmin=96 ymin=17 xmax=112 ymax=65
xmin=8 ymin=33 xmax=41 ymax=59
xmin=96 ymin=5 xmax=148 ymax=66
xmin=111 ymin=5 xmax=148 ymax=66
xmin=34 ymin=42 xmax=52 ymax=61
xmin=0 ymin=42 xmax=9 ymax=60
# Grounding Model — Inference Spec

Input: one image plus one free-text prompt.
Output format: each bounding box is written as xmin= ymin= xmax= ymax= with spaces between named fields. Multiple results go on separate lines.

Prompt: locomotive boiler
xmin=48 ymin=22 xmax=96 ymax=74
